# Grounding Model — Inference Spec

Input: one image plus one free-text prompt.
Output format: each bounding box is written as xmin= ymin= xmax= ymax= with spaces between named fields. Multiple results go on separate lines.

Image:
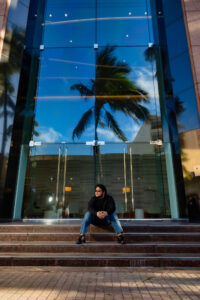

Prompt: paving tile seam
xmin=0 ymin=255 xmax=200 ymax=258
xmin=1 ymin=242 xmax=200 ymax=245
xmin=1 ymin=232 xmax=200 ymax=235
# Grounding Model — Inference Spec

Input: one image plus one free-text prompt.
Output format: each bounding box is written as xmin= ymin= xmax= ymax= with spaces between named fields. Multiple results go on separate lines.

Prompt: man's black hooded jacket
xmin=88 ymin=195 xmax=116 ymax=216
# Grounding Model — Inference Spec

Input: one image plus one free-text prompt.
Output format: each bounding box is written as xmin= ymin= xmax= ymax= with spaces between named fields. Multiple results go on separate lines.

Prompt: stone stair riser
xmin=0 ymin=257 xmax=200 ymax=267
xmin=0 ymin=234 xmax=200 ymax=242
xmin=1 ymin=225 xmax=200 ymax=233
xmin=0 ymin=244 xmax=199 ymax=253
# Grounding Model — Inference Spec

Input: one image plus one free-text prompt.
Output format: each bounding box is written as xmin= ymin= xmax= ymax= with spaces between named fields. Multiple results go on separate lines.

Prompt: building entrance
xmin=20 ymin=141 xmax=170 ymax=219
xmin=11 ymin=0 xmax=179 ymax=220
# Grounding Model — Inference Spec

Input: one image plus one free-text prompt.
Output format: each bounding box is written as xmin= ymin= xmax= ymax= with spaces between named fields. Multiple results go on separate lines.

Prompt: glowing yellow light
xmin=122 ymin=187 xmax=130 ymax=193
xmin=65 ymin=187 xmax=72 ymax=192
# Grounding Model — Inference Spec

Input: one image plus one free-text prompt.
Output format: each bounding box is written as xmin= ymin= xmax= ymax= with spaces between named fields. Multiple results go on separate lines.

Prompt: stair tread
xmin=1 ymin=224 xmax=200 ymax=229
xmin=0 ymin=252 xmax=200 ymax=257
xmin=0 ymin=241 xmax=200 ymax=245
xmin=0 ymin=232 xmax=200 ymax=235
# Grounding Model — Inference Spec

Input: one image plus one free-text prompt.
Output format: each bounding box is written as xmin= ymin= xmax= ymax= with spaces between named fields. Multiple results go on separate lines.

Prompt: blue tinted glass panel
xmin=162 ymin=0 xmax=183 ymax=25
xmin=20 ymin=0 xmax=30 ymax=6
xmin=170 ymin=52 xmax=194 ymax=94
xmin=94 ymin=46 xmax=160 ymax=142
xmin=97 ymin=0 xmax=149 ymax=46
xmin=35 ymin=48 xmax=96 ymax=142
xmin=43 ymin=0 xmax=95 ymax=47
xmin=37 ymin=48 xmax=95 ymax=97
xmin=8 ymin=0 xmax=29 ymax=30
xmin=175 ymin=89 xmax=200 ymax=132
xmin=165 ymin=19 xmax=188 ymax=59
xmin=34 ymin=46 xmax=161 ymax=143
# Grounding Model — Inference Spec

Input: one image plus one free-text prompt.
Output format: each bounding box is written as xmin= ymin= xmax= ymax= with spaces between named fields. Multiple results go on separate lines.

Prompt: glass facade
xmin=0 ymin=0 xmax=30 ymax=218
xmin=0 ymin=0 xmax=199 ymax=219
xmin=21 ymin=142 xmax=170 ymax=218
xmin=161 ymin=0 xmax=200 ymax=214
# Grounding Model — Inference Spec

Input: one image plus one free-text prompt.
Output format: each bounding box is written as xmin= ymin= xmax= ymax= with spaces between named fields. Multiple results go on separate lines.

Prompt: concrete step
xmin=1 ymin=223 xmax=200 ymax=233
xmin=0 ymin=232 xmax=200 ymax=242
xmin=0 ymin=253 xmax=200 ymax=267
xmin=0 ymin=241 xmax=200 ymax=253
xmin=0 ymin=222 xmax=200 ymax=267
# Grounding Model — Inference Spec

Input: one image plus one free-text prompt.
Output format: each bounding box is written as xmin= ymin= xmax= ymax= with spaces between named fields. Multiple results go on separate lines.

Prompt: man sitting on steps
xmin=76 ymin=184 xmax=126 ymax=244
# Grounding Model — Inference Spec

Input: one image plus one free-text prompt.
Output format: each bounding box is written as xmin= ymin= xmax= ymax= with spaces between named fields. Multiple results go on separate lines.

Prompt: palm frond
xmin=127 ymin=102 xmax=150 ymax=120
xmin=144 ymin=45 xmax=157 ymax=62
xmin=98 ymin=120 xmax=106 ymax=128
xmin=0 ymin=95 xmax=15 ymax=109
xmin=0 ymin=111 xmax=14 ymax=118
xmin=122 ymin=108 xmax=140 ymax=124
xmin=109 ymin=99 xmax=149 ymax=121
xmin=174 ymin=96 xmax=185 ymax=115
xmin=70 ymin=84 xmax=93 ymax=98
xmin=72 ymin=107 xmax=93 ymax=140
xmin=104 ymin=111 xmax=127 ymax=141
xmin=7 ymin=97 xmax=16 ymax=110
xmin=6 ymin=124 xmax=13 ymax=136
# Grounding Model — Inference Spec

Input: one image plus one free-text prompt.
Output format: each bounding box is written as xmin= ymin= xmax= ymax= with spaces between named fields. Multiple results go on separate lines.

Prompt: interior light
xmin=122 ymin=187 xmax=130 ymax=193
xmin=128 ymin=12 xmax=132 ymax=16
xmin=49 ymin=14 xmax=52 ymax=17
xmin=144 ymin=12 xmax=147 ymax=15
xmin=69 ymin=40 xmax=72 ymax=43
xmin=48 ymin=196 xmax=53 ymax=203
xmin=65 ymin=13 xmax=68 ymax=17
xmin=126 ymin=34 xmax=129 ymax=38
xmin=65 ymin=187 xmax=72 ymax=192
xmin=34 ymin=14 xmax=37 ymax=17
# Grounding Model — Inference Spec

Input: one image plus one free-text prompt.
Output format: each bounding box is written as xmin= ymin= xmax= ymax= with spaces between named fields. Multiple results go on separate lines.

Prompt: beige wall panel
xmin=191 ymin=46 xmax=200 ymax=83
xmin=184 ymin=0 xmax=200 ymax=11
xmin=0 ymin=15 xmax=4 ymax=29
xmin=182 ymin=0 xmax=200 ymax=115
xmin=0 ymin=0 xmax=10 ymax=60
xmin=186 ymin=11 xmax=200 ymax=45
xmin=0 ymin=1 xmax=7 ymax=15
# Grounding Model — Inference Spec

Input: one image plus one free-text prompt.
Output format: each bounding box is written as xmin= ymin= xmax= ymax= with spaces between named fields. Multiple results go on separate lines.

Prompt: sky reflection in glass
xmin=33 ymin=0 xmax=161 ymax=144
xmin=34 ymin=46 xmax=159 ymax=143
xmin=43 ymin=0 xmax=95 ymax=47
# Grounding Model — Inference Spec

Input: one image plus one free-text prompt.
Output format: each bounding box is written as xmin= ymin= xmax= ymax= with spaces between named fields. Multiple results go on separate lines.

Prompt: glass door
xmin=22 ymin=143 xmax=94 ymax=218
xmin=96 ymin=142 xmax=170 ymax=219
xmin=22 ymin=141 xmax=170 ymax=219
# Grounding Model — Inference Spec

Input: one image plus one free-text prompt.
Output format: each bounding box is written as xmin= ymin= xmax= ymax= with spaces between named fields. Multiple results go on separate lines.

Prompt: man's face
xmin=95 ymin=187 xmax=105 ymax=199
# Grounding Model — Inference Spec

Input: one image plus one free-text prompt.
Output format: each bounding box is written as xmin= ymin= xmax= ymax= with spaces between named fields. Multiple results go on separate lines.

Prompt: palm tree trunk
xmin=93 ymin=101 xmax=98 ymax=185
xmin=0 ymin=77 xmax=8 ymax=179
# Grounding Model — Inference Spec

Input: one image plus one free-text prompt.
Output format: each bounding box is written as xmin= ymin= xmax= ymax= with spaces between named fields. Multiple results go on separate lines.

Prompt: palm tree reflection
xmin=71 ymin=46 xmax=150 ymax=142
xmin=0 ymin=29 xmax=24 ymax=179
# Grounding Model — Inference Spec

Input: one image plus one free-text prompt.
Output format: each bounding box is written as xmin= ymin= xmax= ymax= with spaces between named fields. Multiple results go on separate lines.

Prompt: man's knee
xmin=83 ymin=211 xmax=91 ymax=222
xmin=110 ymin=212 xmax=118 ymax=220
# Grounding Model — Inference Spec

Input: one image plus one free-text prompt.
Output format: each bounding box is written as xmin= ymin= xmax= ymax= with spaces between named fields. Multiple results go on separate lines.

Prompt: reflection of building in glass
xmin=179 ymin=130 xmax=200 ymax=201
xmin=23 ymin=115 xmax=170 ymax=219
xmin=23 ymin=146 xmax=170 ymax=219
xmin=0 ymin=0 xmax=200 ymax=220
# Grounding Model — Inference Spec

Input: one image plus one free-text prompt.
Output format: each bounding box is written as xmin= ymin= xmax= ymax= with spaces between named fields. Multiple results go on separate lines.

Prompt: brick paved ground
xmin=0 ymin=267 xmax=200 ymax=299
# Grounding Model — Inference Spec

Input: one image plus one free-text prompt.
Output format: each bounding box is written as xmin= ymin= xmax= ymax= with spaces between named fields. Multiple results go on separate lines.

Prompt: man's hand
xmin=101 ymin=211 xmax=108 ymax=217
xmin=97 ymin=211 xmax=108 ymax=219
